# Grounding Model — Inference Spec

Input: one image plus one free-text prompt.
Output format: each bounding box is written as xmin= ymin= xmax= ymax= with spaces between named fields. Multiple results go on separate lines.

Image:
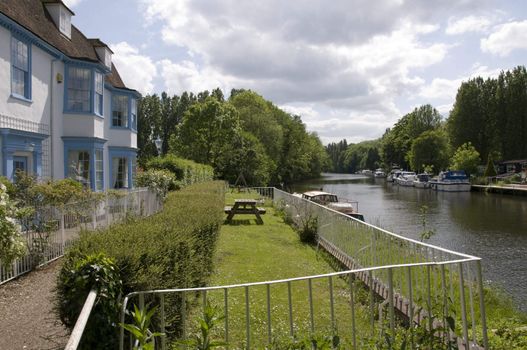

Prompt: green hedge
xmin=56 ymin=181 xmax=225 ymax=348
xmin=146 ymin=154 xmax=214 ymax=186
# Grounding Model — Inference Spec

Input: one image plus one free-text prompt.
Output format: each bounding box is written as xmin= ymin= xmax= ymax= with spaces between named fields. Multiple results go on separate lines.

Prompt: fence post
xmin=106 ymin=194 xmax=110 ymax=227
xmin=476 ymin=260 xmax=489 ymax=349
xmin=92 ymin=202 xmax=97 ymax=230
xmin=61 ymin=209 xmax=65 ymax=251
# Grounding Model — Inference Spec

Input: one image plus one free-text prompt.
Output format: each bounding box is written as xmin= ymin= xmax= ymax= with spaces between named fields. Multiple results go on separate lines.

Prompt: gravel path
xmin=0 ymin=260 xmax=69 ymax=350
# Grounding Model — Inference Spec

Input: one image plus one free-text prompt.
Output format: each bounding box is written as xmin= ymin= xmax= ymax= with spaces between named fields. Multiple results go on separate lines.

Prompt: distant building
xmin=0 ymin=0 xmax=139 ymax=190
xmin=497 ymin=159 xmax=527 ymax=175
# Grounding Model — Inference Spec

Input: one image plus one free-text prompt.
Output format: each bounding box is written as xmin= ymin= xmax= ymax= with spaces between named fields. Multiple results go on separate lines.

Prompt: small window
xmin=68 ymin=150 xmax=91 ymax=188
xmin=95 ymin=150 xmax=103 ymax=191
xmin=131 ymin=98 xmax=137 ymax=130
xmin=11 ymin=37 xmax=31 ymax=99
xmin=112 ymin=157 xmax=128 ymax=188
xmin=67 ymin=67 xmax=91 ymax=112
xmin=112 ymin=95 xmax=128 ymax=127
xmin=94 ymin=72 xmax=103 ymax=116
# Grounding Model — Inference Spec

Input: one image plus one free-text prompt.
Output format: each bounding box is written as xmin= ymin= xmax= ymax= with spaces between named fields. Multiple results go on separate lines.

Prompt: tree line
xmin=326 ymin=65 xmax=527 ymax=175
xmin=138 ymin=89 xmax=329 ymax=186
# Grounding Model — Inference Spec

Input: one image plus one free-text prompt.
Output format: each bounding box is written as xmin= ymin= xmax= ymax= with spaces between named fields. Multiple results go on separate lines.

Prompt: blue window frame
xmin=112 ymin=94 xmax=128 ymax=127
xmin=66 ymin=66 xmax=91 ymax=112
xmin=65 ymin=65 xmax=105 ymax=116
xmin=131 ymin=98 xmax=137 ymax=131
xmin=1 ymin=129 xmax=46 ymax=180
xmin=11 ymin=35 xmax=31 ymax=100
xmin=63 ymin=137 xmax=106 ymax=191
xmin=94 ymin=71 xmax=104 ymax=116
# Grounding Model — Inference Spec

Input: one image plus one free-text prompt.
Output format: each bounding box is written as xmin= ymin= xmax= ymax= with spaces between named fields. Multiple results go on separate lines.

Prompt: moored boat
xmin=413 ymin=173 xmax=431 ymax=189
xmin=395 ymin=171 xmax=416 ymax=186
xmin=374 ymin=169 xmax=386 ymax=178
xmin=429 ymin=170 xmax=471 ymax=192
xmin=296 ymin=191 xmax=365 ymax=221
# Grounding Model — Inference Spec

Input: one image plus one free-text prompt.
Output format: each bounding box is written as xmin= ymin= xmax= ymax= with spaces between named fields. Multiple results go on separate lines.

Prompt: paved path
xmin=0 ymin=260 xmax=69 ymax=350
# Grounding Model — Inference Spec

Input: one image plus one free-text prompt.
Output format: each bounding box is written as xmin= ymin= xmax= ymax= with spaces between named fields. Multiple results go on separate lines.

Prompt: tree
xmin=407 ymin=130 xmax=449 ymax=173
xmin=450 ymin=142 xmax=481 ymax=176
xmin=171 ymin=97 xmax=241 ymax=168
xmin=483 ymin=153 xmax=497 ymax=177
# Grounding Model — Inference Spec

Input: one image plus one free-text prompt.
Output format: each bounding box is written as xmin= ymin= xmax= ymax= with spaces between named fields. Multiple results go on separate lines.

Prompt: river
xmin=292 ymin=173 xmax=527 ymax=312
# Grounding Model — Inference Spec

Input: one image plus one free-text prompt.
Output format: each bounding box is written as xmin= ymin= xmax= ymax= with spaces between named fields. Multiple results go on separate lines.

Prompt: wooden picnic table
xmin=224 ymin=199 xmax=266 ymax=224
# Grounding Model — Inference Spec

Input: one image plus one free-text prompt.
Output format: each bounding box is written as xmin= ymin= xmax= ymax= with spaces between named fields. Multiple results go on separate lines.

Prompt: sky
xmin=64 ymin=0 xmax=527 ymax=144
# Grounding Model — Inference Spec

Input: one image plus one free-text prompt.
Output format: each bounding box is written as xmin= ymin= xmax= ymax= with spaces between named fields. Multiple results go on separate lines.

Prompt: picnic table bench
xmin=224 ymin=199 xmax=266 ymax=224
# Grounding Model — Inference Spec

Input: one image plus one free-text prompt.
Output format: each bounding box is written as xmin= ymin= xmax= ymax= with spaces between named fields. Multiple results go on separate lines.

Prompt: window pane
xmin=67 ymin=150 xmax=91 ymax=188
xmin=67 ymin=67 xmax=91 ymax=112
xmin=112 ymin=95 xmax=128 ymax=127
xmin=11 ymin=37 xmax=30 ymax=98
xmin=112 ymin=157 xmax=128 ymax=189
xmin=95 ymin=150 xmax=103 ymax=191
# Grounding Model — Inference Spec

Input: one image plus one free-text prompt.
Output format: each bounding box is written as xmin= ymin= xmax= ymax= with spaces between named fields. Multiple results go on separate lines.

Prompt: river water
xmin=292 ymin=173 xmax=527 ymax=312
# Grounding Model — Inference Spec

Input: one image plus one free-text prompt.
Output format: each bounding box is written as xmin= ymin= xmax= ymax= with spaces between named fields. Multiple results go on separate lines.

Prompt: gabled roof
xmin=0 ymin=0 xmax=134 ymax=92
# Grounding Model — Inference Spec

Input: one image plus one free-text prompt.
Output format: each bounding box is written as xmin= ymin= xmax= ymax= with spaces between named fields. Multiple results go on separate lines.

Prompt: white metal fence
xmin=0 ymin=188 xmax=162 ymax=285
xmin=118 ymin=188 xmax=488 ymax=349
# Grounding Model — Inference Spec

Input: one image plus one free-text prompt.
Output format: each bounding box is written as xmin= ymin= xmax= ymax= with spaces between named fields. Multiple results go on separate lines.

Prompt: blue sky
xmin=65 ymin=0 xmax=527 ymax=144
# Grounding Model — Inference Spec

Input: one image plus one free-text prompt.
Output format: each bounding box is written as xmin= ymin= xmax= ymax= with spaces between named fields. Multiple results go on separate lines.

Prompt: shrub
xmin=146 ymin=154 xmax=214 ymax=186
xmin=56 ymin=181 xmax=225 ymax=347
xmin=135 ymin=169 xmax=179 ymax=198
xmin=55 ymin=253 xmax=122 ymax=349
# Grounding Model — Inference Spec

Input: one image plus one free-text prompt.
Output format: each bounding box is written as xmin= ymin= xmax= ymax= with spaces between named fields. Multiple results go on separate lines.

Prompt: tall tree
xmin=407 ymin=129 xmax=449 ymax=173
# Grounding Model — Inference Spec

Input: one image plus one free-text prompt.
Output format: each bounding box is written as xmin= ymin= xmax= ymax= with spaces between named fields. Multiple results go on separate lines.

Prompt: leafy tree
xmin=407 ymin=129 xmax=449 ymax=173
xmin=171 ymin=97 xmax=241 ymax=168
xmin=343 ymin=140 xmax=381 ymax=173
xmin=450 ymin=142 xmax=481 ymax=176
xmin=137 ymin=94 xmax=162 ymax=165
xmin=325 ymin=139 xmax=349 ymax=173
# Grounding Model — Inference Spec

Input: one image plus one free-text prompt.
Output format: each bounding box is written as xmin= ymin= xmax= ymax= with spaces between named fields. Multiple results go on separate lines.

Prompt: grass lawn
xmin=186 ymin=190 xmax=374 ymax=349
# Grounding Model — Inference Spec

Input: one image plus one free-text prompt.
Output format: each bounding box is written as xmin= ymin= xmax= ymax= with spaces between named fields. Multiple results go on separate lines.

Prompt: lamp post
xmin=154 ymin=136 xmax=162 ymax=157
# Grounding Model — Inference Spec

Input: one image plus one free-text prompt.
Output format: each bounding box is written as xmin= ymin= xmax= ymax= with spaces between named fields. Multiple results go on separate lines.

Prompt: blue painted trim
xmin=9 ymin=93 xmax=33 ymax=104
xmin=10 ymin=33 xmax=32 ymax=100
xmin=62 ymin=137 xmax=107 ymax=191
xmin=64 ymin=65 xmax=106 ymax=116
xmin=1 ymin=128 xmax=47 ymax=180
xmin=110 ymin=92 xmax=138 ymax=132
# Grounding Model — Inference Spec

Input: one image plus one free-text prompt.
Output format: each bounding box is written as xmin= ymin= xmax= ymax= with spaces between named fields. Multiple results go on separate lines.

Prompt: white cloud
xmin=138 ymin=0 xmax=492 ymax=142
xmin=445 ymin=15 xmax=496 ymax=35
xmin=62 ymin=0 xmax=83 ymax=8
xmin=110 ymin=42 xmax=157 ymax=94
xmin=481 ymin=20 xmax=527 ymax=56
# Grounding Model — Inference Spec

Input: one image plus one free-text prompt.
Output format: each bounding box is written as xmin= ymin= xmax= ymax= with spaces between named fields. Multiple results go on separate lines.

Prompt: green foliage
xmin=270 ymin=334 xmax=340 ymax=349
xmin=448 ymin=66 xmax=527 ymax=161
xmin=146 ymin=154 xmax=214 ymax=186
xmin=381 ymin=104 xmax=442 ymax=169
xmin=57 ymin=181 xmax=225 ymax=343
xmin=418 ymin=205 xmax=436 ymax=241
xmin=121 ymin=304 xmax=165 ymax=350
xmin=484 ymin=153 xmax=497 ymax=177
xmin=407 ymin=129 xmax=449 ymax=173
xmin=55 ymin=253 xmax=123 ymax=349
xmin=343 ymin=139 xmax=382 ymax=173
xmin=450 ymin=142 xmax=481 ymax=176
xmin=325 ymin=139 xmax=349 ymax=173
xmin=175 ymin=302 xmax=227 ymax=350
xmin=135 ymin=169 xmax=179 ymax=198
xmin=0 ymin=182 xmax=26 ymax=268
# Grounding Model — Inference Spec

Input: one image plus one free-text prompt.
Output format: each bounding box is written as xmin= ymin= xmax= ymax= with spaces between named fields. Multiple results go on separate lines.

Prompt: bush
xmin=135 ymin=169 xmax=179 ymax=198
xmin=56 ymin=181 xmax=225 ymax=347
xmin=55 ymin=253 xmax=122 ymax=349
xmin=146 ymin=154 xmax=214 ymax=186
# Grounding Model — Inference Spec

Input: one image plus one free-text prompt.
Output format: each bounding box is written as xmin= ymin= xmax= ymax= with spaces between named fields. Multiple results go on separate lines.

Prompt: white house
xmin=0 ymin=0 xmax=139 ymax=190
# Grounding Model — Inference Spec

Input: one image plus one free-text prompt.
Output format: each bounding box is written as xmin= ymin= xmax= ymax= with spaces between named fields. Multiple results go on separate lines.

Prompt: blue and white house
xmin=0 ymin=0 xmax=139 ymax=190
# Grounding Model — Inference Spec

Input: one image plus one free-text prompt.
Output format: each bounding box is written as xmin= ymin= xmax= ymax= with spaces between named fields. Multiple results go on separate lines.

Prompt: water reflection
xmin=292 ymin=173 xmax=527 ymax=311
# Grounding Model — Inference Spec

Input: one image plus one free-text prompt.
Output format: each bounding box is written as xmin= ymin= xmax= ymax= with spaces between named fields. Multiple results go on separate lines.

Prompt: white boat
xmin=429 ymin=171 xmax=471 ymax=192
xmin=396 ymin=172 xmax=416 ymax=186
xmin=413 ymin=173 xmax=431 ymax=189
xmin=387 ymin=170 xmax=402 ymax=182
xmin=298 ymin=191 xmax=364 ymax=221
xmin=374 ymin=169 xmax=386 ymax=178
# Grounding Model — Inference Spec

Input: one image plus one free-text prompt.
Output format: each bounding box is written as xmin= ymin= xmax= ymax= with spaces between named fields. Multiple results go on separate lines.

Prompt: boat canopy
xmin=441 ymin=170 xmax=468 ymax=180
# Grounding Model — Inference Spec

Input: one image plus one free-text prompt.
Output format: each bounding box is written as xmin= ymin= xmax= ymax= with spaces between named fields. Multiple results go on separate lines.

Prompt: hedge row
xmin=146 ymin=154 xmax=214 ymax=186
xmin=56 ymin=181 xmax=225 ymax=349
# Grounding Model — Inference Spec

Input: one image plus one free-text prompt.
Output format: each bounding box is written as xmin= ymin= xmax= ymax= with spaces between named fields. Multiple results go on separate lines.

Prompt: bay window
xmin=63 ymin=137 xmax=106 ymax=191
xmin=94 ymin=72 xmax=103 ymax=116
xmin=109 ymin=147 xmax=137 ymax=189
xmin=66 ymin=67 xmax=91 ymax=112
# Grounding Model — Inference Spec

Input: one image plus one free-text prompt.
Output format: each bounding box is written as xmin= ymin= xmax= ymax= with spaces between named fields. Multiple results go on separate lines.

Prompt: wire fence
xmin=0 ymin=188 xmax=162 ymax=285
xmin=119 ymin=187 xmax=488 ymax=349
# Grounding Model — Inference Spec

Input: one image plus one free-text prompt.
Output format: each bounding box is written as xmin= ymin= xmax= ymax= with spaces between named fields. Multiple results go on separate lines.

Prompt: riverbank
xmin=472 ymin=184 xmax=527 ymax=196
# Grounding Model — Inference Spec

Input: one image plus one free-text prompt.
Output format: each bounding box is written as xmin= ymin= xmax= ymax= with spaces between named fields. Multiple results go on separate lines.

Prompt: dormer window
xmin=43 ymin=1 xmax=74 ymax=39
xmin=94 ymin=45 xmax=113 ymax=69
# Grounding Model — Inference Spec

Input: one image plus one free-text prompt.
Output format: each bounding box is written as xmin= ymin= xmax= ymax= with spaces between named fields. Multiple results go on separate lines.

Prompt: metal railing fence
xmin=0 ymin=188 xmax=162 ymax=285
xmin=118 ymin=188 xmax=488 ymax=349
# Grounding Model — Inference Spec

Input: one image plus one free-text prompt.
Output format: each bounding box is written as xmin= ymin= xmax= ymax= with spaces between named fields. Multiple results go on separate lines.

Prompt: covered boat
xmin=429 ymin=171 xmax=471 ymax=192
xmin=298 ymin=191 xmax=364 ymax=221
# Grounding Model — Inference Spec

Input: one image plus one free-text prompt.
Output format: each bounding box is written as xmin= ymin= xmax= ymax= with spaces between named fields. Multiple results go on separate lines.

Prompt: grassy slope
xmin=202 ymin=191 xmax=371 ymax=348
